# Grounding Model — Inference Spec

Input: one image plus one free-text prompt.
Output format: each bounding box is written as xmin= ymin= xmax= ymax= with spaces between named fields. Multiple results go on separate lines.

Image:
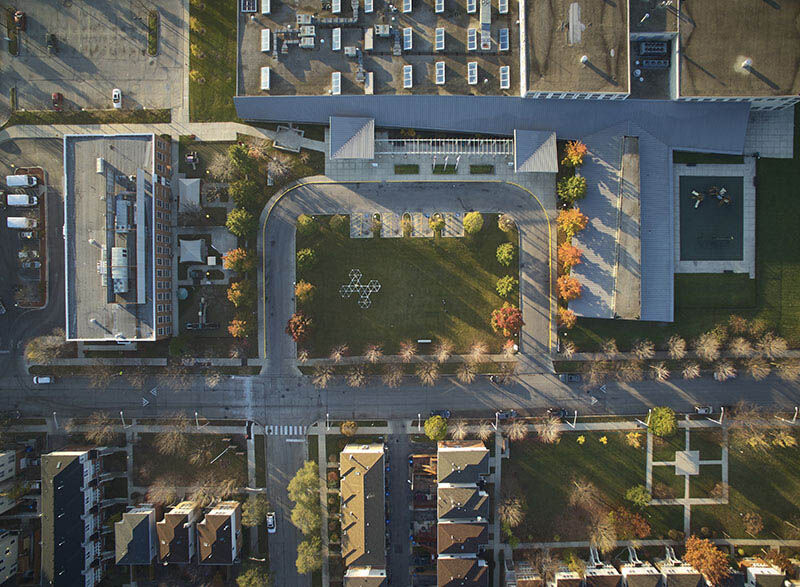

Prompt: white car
xmin=266 ymin=512 xmax=276 ymax=534
xmin=33 ymin=376 xmax=53 ymax=384
xmin=112 ymin=88 xmax=122 ymax=109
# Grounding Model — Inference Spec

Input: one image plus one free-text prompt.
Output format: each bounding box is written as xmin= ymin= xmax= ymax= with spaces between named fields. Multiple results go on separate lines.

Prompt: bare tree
xmin=776 ymin=359 xmax=800 ymax=382
xmin=205 ymin=372 xmax=222 ymax=389
xmin=154 ymin=413 xmax=191 ymax=456
xmin=347 ymin=366 xmax=366 ymax=388
xmin=695 ymin=332 xmax=721 ymax=362
xmin=714 ymin=361 xmax=736 ymax=382
xmin=364 ymin=344 xmax=383 ymax=364
xmin=682 ymin=362 xmax=701 ymax=380
xmin=728 ymin=314 xmax=749 ymax=335
xmin=265 ymin=151 xmax=293 ymax=183
xmin=561 ymin=339 xmax=577 ymax=359
xmin=467 ymin=341 xmax=489 ymax=364
xmin=772 ymin=428 xmax=797 ymax=448
xmin=125 ymin=366 xmax=149 ymax=389
xmin=456 ymin=363 xmax=476 ymax=384
xmin=590 ymin=513 xmax=618 ymax=554
xmin=501 ymin=339 xmax=517 ymax=360
xmin=498 ymin=362 xmax=516 ymax=384
xmin=477 ymin=421 xmax=493 ymax=441
xmin=601 ymin=338 xmax=619 ymax=359
xmin=536 ymin=416 xmax=562 ymax=444
xmin=399 ymin=341 xmax=418 ymax=363
xmin=586 ymin=361 xmax=609 ymax=386
xmin=650 ymin=362 xmax=670 ymax=382
xmin=746 ymin=357 xmax=771 ymax=381
xmin=498 ymin=496 xmax=525 ymax=527
xmin=297 ymin=349 xmax=309 ymax=363
xmin=164 ymin=364 xmax=191 ymax=390
xmin=382 ymin=365 xmax=403 ymax=388
xmin=757 ymin=332 xmax=788 ymax=359
xmin=450 ymin=420 xmax=468 ymax=440
xmin=313 ymin=365 xmax=334 ymax=389
xmin=329 ymin=344 xmax=349 ymax=363
xmin=568 ymin=479 xmax=603 ymax=516
xmin=85 ymin=412 xmax=115 ymax=445
xmin=728 ymin=337 xmax=753 ymax=358
xmin=434 ymin=339 xmax=454 ymax=363
xmin=416 ymin=362 xmax=439 ymax=387
xmin=748 ymin=318 xmax=769 ymax=339
xmin=89 ymin=362 xmax=117 ymax=389
xmin=632 ymin=339 xmax=655 ymax=360
xmin=188 ymin=438 xmax=217 ymax=466
xmin=207 ymin=153 xmax=232 ymax=182
xmin=146 ymin=476 xmax=180 ymax=506
xmin=617 ymin=360 xmax=644 ymax=383
xmin=505 ymin=420 xmax=528 ymax=442
xmin=730 ymin=403 xmax=770 ymax=453
xmin=667 ymin=335 xmax=687 ymax=360
xmin=24 ymin=328 xmax=69 ymax=365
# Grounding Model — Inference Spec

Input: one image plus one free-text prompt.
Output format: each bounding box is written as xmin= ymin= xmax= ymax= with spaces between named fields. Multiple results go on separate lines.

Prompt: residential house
xmin=438 ymin=557 xmax=488 ymax=587
xmin=197 ymin=502 xmax=242 ymax=565
xmin=0 ymin=530 xmax=18 ymax=585
xmin=115 ymin=505 xmax=157 ymax=565
xmin=157 ymin=501 xmax=200 ymax=564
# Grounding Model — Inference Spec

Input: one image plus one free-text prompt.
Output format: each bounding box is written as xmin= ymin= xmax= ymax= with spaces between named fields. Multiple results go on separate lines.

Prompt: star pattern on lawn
xmin=339 ymin=269 xmax=381 ymax=308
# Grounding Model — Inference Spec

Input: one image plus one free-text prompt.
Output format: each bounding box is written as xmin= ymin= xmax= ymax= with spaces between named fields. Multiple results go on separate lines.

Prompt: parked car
xmin=694 ymin=405 xmax=713 ymax=415
xmin=430 ymin=409 xmax=451 ymax=419
xmin=112 ymin=88 xmax=122 ymax=109
xmin=266 ymin=512 xmax=276 ymax=534
xmin=51 ymin=92 xmax=63 ymax=111
xmin=46 ymin=33 xmax=58 ymax=54
xmin=558 ymin=373 xmax=582 ymax=383
xmin=21 ymin=261 xmax=41 ymax=270
xmin=18 ymin=249 xmax=39 ymax=260
xmin=713 ymin=372 xmax=736 ymax=381
xmin=32 ymin=376 xmax=52 ymax=384
xmin=547 ymin=407 xmax=568 ymax=419
xmin=202 ymin=322 xmax=220 ymax=330
xmin=19 ymin=231 xmax=37 ymax=240
xmin=185 ymin=322 xmax=202 ymax=330
xmin=495 ymin=410 xmax=518 ymax=420
xmin=7 ymin=193 xmax=38 ymax=207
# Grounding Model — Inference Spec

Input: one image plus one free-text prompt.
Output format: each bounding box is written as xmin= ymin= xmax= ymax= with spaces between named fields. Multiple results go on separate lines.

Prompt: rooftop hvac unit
xmin=435 ymin=27 xmax=445 ymax=51
xmin=299 ymin=36 xmax=315 ymax=48
xmin=331 ymin=71 xmax=341 ymax=94
xmin=296 ymin=13 xmax=313 ymax=25
xmin=96 ymin=157 xmax=104 ymax=174
xmin=467 ymin=28 xmax=477 ymax=51
xmin=499 ymin=65 xmax=510 ymax=89
xmin=467 ymin=61 xmax=478 ymax=85
xmin=375 ymin=24 xmax=391 ymax=37
xmin=261 ymin=0 xmax=271 ymax=14
xmin=261 ymin=28 xmax=271 ymax=52
xmin=498 ymin=0 xmax=507 ymax=13
xmin=435 ymin=0 xmax=444 ymax=12
xmin=260 ymin=66 xmax=271 ymax=90
xmin=299 ymin=25 xmax=316 ymax=36
xmin=402 ymin=0 xmax=412 ymax=12
xmin=364 ymin=71 xmax=374 ymax=94
xmin=345 ymin=45 xmax=357 ymax=56
xmin=240 ymin=0 xmax=257 ymax=12
xmin=435 ymin=61 xmax=445 ymax=85
xmin=639 ymin=41 xmax=668 ymax=55
xmin=332 ymin=0 xmax=341 ymax=13
xmin=403 ymin=27 xmax=413 ymax=50
xmin=467 ymin=0 xmax=476 ymax=13
xmin=403 ymin=64 xmax=413 ymax=88
xmin=499 ymin=28 xmax=509 ymax=51
xmin=365 ymin=0 xmax=374 ymax=12
xmin=332 ymin=27 xmax=341 ymax=50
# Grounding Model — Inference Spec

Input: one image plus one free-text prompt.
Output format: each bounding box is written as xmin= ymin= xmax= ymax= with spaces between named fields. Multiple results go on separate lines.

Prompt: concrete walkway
xmin=317 ymin=431 xmax=330 ymax=586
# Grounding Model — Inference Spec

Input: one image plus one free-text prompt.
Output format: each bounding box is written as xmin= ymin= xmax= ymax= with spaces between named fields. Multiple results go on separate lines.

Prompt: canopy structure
xmin=179 ymin=239 xmax=207 ymax=263
xmin=178 ymin=178 xmax=200 ymax=211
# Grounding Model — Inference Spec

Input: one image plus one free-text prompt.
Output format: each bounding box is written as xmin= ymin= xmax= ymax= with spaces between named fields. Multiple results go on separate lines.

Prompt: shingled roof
xmin=437 ymin=486 xmax=489 ymax=520
xmin=197 ymin=502 xmax=241 ymax=565
xmin=437 ymin=441 xmax=489 ymax=485
xmin=329 ymin=116 xmax=375 ymax=159
xmin=340 ymin=443 xmax=385 ymax=569
xmin=438 ymin=557 xmax=489 ymax=587
xmin=115 ymin=507 xmax=156 ymax=565
xmin=514 ymin=130 xmax=558 ymax=173
xmin=437 ymin=522 xmax=487 ymax=555
xmin=157 ymin=501 xmax=198 ymax=563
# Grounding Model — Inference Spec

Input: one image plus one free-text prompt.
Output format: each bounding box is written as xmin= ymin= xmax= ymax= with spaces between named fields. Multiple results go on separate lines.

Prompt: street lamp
xmin=52 ymin=411 xmax=59 ymax=430
xmin=120 ymin=410 xmax=131 ymax=429
xmin=417 ymin=413 xmax=421 ymax=432
xmin=326 ymin=412 xmax=330 ymax=431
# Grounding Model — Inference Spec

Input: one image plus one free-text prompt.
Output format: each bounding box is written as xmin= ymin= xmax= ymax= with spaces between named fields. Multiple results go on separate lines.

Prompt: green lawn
xmin=3 ymin=108 xmax=170 ymax=128
xmin=673 ymin=151 xmax=744 ymax=165
xmin=570 ymin=107 xmax=800 ymax=351
xmin=177 ymin=138 xmax=235 ymax=178
xmin=297 ymin=214 xmax=517 ymax=357
xmin=689 ymin=464 xmax=722 ymax=498
xmin=189 ymin=0 xmax=238 ymax=121
xmin=691 ymin=434 xmax=800 ymax=538
xmin=504 ymin=431 xmax=683 ymax=541
xmin=689 ymin=428 xmax=723 ymax=460
xmin=652 ymin=433 xmax=684 ymax=462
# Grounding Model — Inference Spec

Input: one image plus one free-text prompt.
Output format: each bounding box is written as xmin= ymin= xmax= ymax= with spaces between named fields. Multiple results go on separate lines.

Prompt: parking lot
xmin=0 ymin=0 xmax=185 ymax=115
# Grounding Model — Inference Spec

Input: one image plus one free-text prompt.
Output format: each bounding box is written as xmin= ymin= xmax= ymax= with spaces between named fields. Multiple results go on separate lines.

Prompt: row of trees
xmin=223 ymin=248 xmax=257 ymax=339
xmin=287 ymin=461 xmax=323 ymax=574
xmin=422 ymin=413 xmax=561 ymax=444
xmin=555 ymin=207 xmax=590 ymax=329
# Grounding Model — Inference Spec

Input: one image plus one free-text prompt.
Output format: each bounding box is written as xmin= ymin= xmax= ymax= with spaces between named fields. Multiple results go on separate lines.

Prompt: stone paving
xmin=743 ymin=108 xmax=795 ymax=159
xmin=411 ymin=212 xmax=434 ymax=237
xmin=349 ymin=212 xmax=373 ymax=238
xmin=381 ymin=212 xmax=402 ymax=238
xmin=443 ymin=212 xmax=465 ymax=237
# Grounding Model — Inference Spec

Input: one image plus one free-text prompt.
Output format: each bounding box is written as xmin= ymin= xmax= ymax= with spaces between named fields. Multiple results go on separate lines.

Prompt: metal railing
xmin=374 ymin=138 xmax=513 ymax=155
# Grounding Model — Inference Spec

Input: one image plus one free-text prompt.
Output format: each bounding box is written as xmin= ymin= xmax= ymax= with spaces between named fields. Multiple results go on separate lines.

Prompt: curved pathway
xmin=259 ymin=177 xmax=556 ymax=376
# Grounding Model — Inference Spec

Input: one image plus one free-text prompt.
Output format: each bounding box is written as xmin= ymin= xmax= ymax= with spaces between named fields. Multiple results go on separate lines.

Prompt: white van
xmin=7 ymin=217 xmax=37 ymax=229
xmin=6 ymin=174 xmax=37 ymax=187
xmin=7 ymin=193 xmax=38 ymax=207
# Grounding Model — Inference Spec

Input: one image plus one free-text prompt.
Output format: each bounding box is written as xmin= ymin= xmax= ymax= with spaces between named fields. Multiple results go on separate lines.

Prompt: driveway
xmin=0 ymin=0 xmax=185 ymax=115
xmin=260 ymin=179 xmax=555 ymax=375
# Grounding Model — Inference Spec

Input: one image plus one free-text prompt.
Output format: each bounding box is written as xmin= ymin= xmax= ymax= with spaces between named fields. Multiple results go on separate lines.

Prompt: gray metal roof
xmin=236 ymin=96 xmax=750 ymax=154
xmin=514 ymin=130 xmax=557 ymax=172
xmin=329 ymin=116 xmax=375 ymax=159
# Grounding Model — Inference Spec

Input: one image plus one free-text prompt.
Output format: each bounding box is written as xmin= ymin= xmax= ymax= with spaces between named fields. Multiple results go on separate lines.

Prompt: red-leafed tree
xmin=223 ymin=248 xmax=256 ymax=273
xmin=558 ymin=243 xmax=583 ymax=271
xmin=557 ymin=208 xmax=589 ymax=239
xmin=562 ymin=140 xmax=588 ymax=167
xmin=558 ymin=275 xmax=582 ymax=302
xmin=285 ymin=312 xmax=313 ymax=343
xmin=683 ymin=536 xmax=731 ymax=586
xmin=228 ymin=319 xmax=253 ymax=339
xmin=491 ymin=303 xmax=524 ymax=337
xmin=558 ymin=307 xmax=577 ymax=329
xmin=611 ymin=507 xmax=651 ymax=540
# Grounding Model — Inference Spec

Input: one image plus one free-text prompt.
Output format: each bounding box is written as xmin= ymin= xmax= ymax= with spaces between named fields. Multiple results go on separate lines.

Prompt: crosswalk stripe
xmin=265 ymin=424 xmax=308 ymax=436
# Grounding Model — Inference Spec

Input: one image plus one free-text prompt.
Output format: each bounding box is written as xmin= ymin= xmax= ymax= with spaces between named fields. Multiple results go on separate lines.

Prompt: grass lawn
xmin=3 ymin=108 xmax=170 ymax=128
xmin=504 ymin=431 xmax=683 ymax=541
xmin=569 ymin=107 xmax=800 ymax=351
xmin=691 ymin=435 xmax=800 ymax=538
xmin=689 ymin=464 xmax=722 ymax=498
xmin=652 ymin=465 xmax=684 ymax=499
xmin=298 ymin=214 xmax=517 ymax=356
xmin=652 ymin=434 xmax=684 ymax=462
xmin=178 ymin=138 xmax=235 ymax=178
xmin=690 ymin=428 xmax=723 ymax=460
xmin=394 ymin=164 xmax=420 ymax=174
xmin=255 ymin=435 xmax=266 ymax=487
xmin=673 ymin=151 xmax=744 ymax=165
xmin=189 ymin=0 xmax=237 ymax=121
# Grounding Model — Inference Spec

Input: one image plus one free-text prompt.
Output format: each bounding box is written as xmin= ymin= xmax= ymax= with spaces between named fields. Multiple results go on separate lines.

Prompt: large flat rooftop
xmin=526 ymin=0 xmax=629 ymax=94
xmin=64 ymin=134 xmax=155 ymax=341
xmin=679 ymin=0 xmax=800 ymax=97
xmin=241 ymin=0 xmax=519 ymax=96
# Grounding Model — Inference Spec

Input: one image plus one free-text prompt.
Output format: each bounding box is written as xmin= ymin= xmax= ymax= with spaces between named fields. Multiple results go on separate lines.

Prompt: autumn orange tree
xmin=610 ymin=507 xmax=650 ymax=540
xmin=227 ymin=281 xmax=255 ymax=308
xmin=683 ymin=536 xmax=730 ymax=586
xmin=228 ymin=319 xmax=252 ymax=339
xmin=557 ymin=208 xmax=589 ymax=239
xmin=558 ymin=307 xmax=577 ymax=329
xmin=558 ymin=243 xmax=583 ymax=271
xmin=285 ymin=312 xmax=313 ymax=343
xmin=223 ymin=248 xmax=256 ymax=273
xmin=562 ymin=140 xmax=588 ymax=167
xmin=491 ymin=303 xmax=524 ymax=337
xmin=557 ymin=275 xmax=582 ymax=302
xmin=295 ymin=281 xmax=315 ymax=305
